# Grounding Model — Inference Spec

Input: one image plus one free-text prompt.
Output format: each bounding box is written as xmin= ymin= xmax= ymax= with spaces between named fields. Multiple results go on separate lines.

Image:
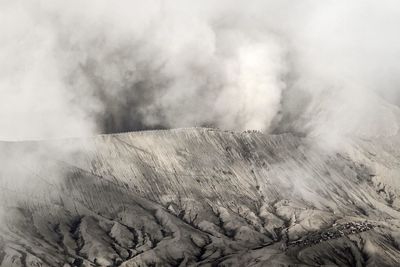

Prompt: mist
xmin=1 ymin=0 xmax=400 ymax=142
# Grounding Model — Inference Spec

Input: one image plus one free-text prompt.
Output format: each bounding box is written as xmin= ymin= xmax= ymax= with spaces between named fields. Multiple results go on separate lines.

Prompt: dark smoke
xmin=1 ymin=0 xmax=400 ymax=144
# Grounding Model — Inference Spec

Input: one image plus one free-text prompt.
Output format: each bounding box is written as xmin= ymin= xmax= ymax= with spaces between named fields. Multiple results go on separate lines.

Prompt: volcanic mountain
xmin=0 ymin=128 xmax=400 ymax=266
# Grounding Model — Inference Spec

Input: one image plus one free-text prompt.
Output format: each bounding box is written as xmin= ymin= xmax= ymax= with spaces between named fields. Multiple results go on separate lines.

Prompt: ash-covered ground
xmin=0 ymin=128 xmax=400 ymax=266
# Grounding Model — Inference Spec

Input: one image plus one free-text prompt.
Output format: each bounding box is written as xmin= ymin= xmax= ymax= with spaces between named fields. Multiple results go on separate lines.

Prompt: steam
xmin=1 ymin=0 xmax=400 ymax=141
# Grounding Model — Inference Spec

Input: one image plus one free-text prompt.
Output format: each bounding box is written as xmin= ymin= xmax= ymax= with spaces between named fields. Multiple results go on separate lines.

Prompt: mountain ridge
xmin=0 ymin=128 xmax=399 ymax=266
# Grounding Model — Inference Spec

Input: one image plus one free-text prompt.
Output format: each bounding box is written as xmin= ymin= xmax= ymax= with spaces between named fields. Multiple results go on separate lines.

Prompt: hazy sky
xmin=1 ymin=0 xmax=400 ymax=141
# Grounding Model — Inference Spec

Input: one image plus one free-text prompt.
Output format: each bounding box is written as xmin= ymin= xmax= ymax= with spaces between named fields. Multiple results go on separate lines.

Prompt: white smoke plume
xmin=0 ymin=0 xmax=400 ymax=142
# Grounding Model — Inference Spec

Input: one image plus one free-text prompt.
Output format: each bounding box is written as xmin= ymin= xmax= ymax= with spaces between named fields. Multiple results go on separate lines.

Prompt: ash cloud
xmin=1 ymin=0 xmax=400 ymax=142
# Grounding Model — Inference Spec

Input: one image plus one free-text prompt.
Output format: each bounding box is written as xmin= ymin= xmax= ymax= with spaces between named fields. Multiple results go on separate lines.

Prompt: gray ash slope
xmin=1 ymin=128 xmax=400 ymax=266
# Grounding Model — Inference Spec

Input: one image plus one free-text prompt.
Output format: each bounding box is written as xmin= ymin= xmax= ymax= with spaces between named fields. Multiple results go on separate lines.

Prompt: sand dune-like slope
xmin=0 ymin=128 xmax=400 ymax=266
